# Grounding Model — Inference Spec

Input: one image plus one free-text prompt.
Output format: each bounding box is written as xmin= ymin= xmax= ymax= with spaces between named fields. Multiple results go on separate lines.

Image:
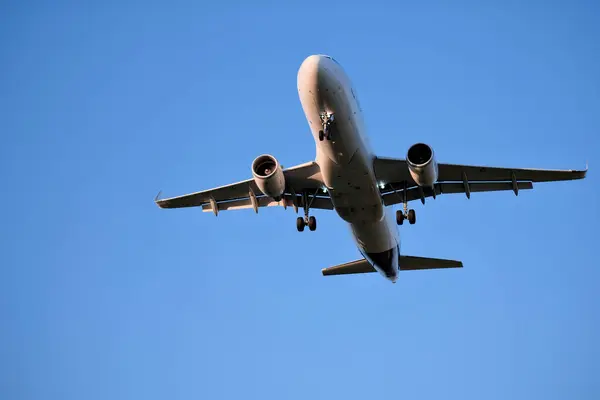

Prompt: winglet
xmin=154 ymin=190 xmax=164 ymax=208
xmin=579 ymin=160 xmax=588 ymax=179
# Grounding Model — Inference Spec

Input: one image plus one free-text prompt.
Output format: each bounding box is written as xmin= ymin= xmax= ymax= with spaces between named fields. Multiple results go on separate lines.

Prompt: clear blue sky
xmin=1 ymin=1 xmax=599 ymax=399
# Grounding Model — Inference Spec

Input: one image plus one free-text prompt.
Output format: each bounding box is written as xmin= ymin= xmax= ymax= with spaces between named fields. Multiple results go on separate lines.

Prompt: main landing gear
xmin=297 ymin=215 xmax=317 ymax=232
xmin=318 ymin=112 xmax=335 ymax=141
xmin=296 ymin=190 xmax=318 ymax=232
xmin=396 ymin=181 xmax=416 ymax=225
xmin=396 ymin=209 xmax=416 ymax=225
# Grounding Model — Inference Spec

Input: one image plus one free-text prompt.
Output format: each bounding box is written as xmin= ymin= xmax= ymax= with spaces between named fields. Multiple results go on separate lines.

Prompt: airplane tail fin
xmin=321 ymin=254 xmax=462 ymax=276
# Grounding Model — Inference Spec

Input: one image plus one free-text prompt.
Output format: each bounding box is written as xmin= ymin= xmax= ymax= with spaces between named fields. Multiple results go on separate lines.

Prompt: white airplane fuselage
xmin=154 ymin=54 xmax=586 ymax=282
xmin=297 ymin=55 xmax=400 ymax=282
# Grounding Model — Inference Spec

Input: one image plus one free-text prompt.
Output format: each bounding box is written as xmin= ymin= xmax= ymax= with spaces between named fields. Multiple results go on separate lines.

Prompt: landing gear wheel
xmin=396 ymin=210 xmax=404 ymax=225
xmin=296 ymin=217 xmax=305 ymax=232
xmin=308 ymin=216 xmax=317 ymax=231
xmin=319 ymin=112 xmax=335 ymax=141
xmin=408 ymin=209 xmax=416 ymax=225
xmin=298 ymin=189 xmax=320 ymax=232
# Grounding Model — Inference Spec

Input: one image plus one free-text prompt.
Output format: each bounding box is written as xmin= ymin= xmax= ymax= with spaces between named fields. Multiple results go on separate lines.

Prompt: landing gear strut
xmin=396 ymin=181 xmax=416 ymax=225
xmin=318 ymin=112 xmax=335 ymax=141
xmin=296 ymin=190 xmax=318 ymax=232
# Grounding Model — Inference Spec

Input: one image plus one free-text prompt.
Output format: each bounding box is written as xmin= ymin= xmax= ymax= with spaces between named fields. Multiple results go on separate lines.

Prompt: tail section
xmin=398 ymin=255 xmax=463 ymax=271
xmin=321 ymin=259 xmax=376 ymax=276
xmin=321 ymin=254 xmax=462 ymax=277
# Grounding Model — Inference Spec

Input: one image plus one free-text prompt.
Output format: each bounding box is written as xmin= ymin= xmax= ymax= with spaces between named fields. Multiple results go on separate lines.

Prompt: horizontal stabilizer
xmin=321 ymin=259 xmax=376 ymax=276
xmin=321 ymin=254 xmax=463 ymax=276
xmin=399 ymin=255 xmax=463 ymax=271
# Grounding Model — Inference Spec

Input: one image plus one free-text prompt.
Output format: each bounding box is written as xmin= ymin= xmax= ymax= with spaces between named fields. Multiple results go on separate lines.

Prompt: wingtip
xmin=577 ymin=161 xmax=588 ymax=179
xmin=154 ymin=190 xmax=167 ymax=208
xmin=569 ymin=162 xmax=588 ymax=179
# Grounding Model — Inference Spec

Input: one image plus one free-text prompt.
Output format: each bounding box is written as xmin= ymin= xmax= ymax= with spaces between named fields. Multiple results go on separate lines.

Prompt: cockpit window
xmin=324 ymin=55 xmax=340 ymax=64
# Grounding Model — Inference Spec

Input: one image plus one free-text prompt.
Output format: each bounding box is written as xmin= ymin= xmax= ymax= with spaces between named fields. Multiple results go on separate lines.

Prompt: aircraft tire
xmin=308 ymin=216 xmax=317 ymax=231
xmin=408 ymin=209 xmax=416 ymax=225
xmin=396 ymin=210 xmax=404 ymax=225
xmin=297 ymin=217 xmax=305 ymax=232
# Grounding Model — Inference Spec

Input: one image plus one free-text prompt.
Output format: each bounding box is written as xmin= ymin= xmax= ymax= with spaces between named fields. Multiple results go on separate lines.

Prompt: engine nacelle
xmin=406 ymin=143 xmax=438 ymax=187
xmin=251 ymin=154 xmax=286 ymax=200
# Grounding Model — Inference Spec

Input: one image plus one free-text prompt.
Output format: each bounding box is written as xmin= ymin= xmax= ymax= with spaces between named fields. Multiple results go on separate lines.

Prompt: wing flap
xmin=382 ymin=181 xmax=533 ymax=206
xmin=438 ymin=162 xmax=587 ymax=183
xmin=201 ymin=194 xmax=334 ymax=213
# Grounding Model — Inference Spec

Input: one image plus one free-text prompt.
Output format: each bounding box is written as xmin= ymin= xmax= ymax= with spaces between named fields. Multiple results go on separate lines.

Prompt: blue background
xmin=1 ymin=1 xmax=598 ymax=399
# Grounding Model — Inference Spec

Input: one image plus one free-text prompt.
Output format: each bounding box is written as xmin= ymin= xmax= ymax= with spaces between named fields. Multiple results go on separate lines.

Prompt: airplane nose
xmin=297 ymin=54 xmax=333 ymax=88
xmin=297 ymin=55 xmax=322 ymax=86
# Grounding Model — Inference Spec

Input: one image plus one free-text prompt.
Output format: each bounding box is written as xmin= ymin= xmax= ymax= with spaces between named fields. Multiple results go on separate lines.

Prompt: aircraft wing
xmin=155 ymin=161 xmax=334 ymax=214
xmin=373 ymin=156 xmax=587 ymax=205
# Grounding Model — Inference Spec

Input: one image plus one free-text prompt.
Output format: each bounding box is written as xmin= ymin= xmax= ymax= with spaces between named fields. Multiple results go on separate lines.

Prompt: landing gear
xmin=318 ymin=112 xmax=335 ymax=141
xmin=296 ymin=214 xmax=318 ymax=232
xmin=396 ymin=181 xmax=416 ymax=225
xmin=396 ymin=208 xmax=416 ymax=225
xmin=296 ymin=190 xmax=318 ymax=232
xmin=308 ymin=216 xmax=317 ymax=231
xmin=296 ymin=216 xmax=318 ymax=231
xmin=396 ymin=210 xmax=404 ymax=225
xmin=407 ymin=209 xmax=416 ymax=224
xmin=296 ymin=217 xmax=305 ymax=232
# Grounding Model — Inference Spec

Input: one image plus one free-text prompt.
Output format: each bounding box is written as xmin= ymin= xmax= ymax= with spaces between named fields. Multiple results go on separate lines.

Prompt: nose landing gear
xmin=318 ymin=112 xmax=335 ymax=141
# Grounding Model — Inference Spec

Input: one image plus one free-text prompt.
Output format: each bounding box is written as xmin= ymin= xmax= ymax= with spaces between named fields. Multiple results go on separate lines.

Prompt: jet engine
xmin=406 ymin=143 xmax=438 ymax=187
xmin=251 ymin=154 xmax=286 ymax=201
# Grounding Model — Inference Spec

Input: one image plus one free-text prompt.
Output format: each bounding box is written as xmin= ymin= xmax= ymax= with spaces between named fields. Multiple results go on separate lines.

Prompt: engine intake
xmin=251 ymin=154 xmax=286 ymax=200
xmin=406 ymin=143 xmax=438 ymax=187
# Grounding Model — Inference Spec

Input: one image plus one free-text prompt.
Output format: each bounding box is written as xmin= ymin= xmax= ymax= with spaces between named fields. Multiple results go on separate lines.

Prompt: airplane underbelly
xmin=312 ymin=88 xmax=384 ymax=224
xmin=350 ymin=208 xmax=398 ymax=254
xmin=322 ymin=97 xmax=360 ymax=166
xmin=324 ymin=155 xmax=384 ymax=224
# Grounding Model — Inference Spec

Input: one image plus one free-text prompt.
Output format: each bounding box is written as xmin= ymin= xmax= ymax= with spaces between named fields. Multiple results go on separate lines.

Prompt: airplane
xmin=154 ymin=54 xmax=588 ymax=283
